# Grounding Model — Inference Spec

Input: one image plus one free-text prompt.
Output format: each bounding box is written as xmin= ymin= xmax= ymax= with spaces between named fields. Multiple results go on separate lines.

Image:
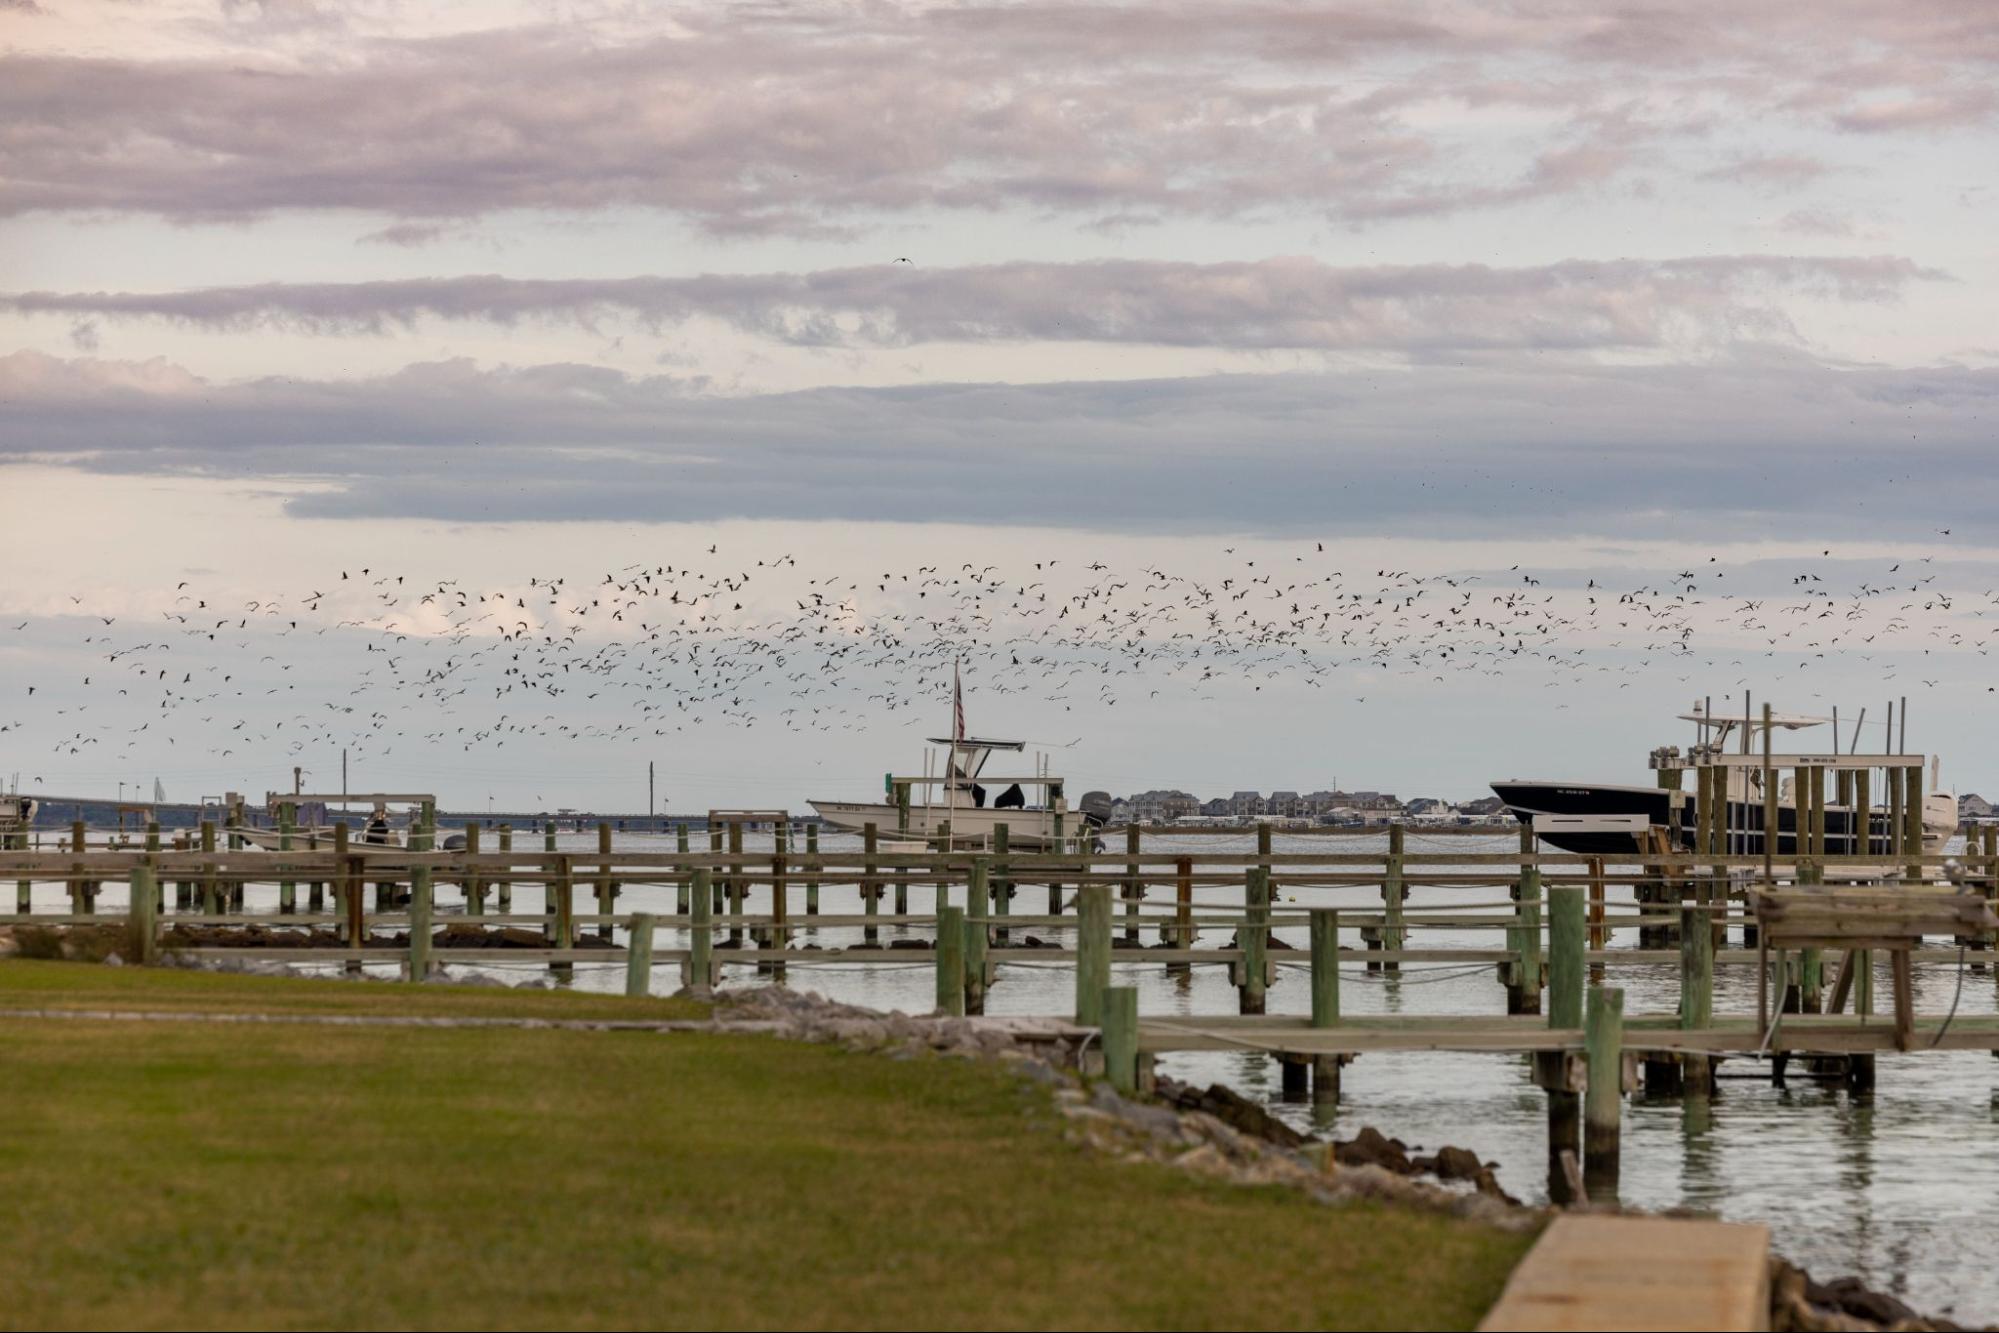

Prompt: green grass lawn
xmin=0 ymin=963 xmax=1534 ymax=1330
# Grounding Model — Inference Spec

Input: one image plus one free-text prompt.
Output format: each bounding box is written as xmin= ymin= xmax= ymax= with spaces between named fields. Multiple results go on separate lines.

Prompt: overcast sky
xmin=3 ymin=2 xmax=1996 ymax=811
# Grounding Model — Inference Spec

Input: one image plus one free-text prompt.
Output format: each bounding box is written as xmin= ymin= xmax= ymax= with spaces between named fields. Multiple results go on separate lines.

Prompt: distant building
xmin=1962 ymin=793 xmax=1994 ymax=820
xmin=1229 ymin=790 xmax=1264 ymax=818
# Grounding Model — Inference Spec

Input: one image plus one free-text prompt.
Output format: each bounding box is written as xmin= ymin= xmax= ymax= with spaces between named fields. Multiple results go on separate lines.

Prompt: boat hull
xmin=1490 ymin=781 xmax=1954 ymax=857
xmin=807 ymin=800 xmax=1090 ymax=850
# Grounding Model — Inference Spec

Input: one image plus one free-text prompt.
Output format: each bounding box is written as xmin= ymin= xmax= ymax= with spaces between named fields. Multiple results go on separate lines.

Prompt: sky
xmin=2 ymin=1 xmax=1997 ymax=813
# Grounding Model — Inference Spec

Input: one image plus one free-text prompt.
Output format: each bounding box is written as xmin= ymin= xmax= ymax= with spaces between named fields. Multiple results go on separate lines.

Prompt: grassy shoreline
xmin=0 ymin=962 xmax=1533 ymax=1329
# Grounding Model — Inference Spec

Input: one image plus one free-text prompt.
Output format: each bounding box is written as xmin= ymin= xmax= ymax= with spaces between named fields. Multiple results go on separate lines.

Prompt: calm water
xmin=44 ymin=827 xmax=1998 ymax=1319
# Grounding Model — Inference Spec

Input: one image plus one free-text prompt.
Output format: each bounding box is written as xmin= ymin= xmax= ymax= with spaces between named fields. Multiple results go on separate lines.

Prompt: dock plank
xmin=1480 ymin=1215 xmax=1769 ymax=1332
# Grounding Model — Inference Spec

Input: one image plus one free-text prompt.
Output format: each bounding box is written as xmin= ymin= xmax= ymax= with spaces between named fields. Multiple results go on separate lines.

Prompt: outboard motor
xmin=1077 ymin=790 xmax=1113 ymax=828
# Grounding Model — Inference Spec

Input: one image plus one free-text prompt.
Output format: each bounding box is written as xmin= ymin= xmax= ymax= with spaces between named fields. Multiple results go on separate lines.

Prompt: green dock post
xmin=1549 ymin=885 xmax=1585 ymax=1030
xmin=1101 ymin=985 xmax=1138 ymax=1094
xmin=965 ymin=856 xmax=990 ymax=1014
xmin=1681 ymin=904 xmax=1713 ymax=1031
xmin=936 ymin=904 xmax=966 ymax=1017
xmin=688 ymin=868 xmax=714 ymax=997
xmin=408 ymin=865 xmax=432 ymax=982
xmin=625 ymin=913 xmax=655 ymax=998
xmin=1238 ymin=866 xmax=1269 ymax=1014
xmin=1309 ymin=907 xmax=1344 ymax=1102
xmin=126 ymin=865 xmax=158 ymax=965
xmin=1076 ymin=882 xmax=1111 ymax=1026
xmin=1584 ymin=985 xmax=1625 ymax=1202
xmin=551 ymin=854 xmax=574 ymax=980
xmin=1309 ymin=908 xmax=1340 ymax=1025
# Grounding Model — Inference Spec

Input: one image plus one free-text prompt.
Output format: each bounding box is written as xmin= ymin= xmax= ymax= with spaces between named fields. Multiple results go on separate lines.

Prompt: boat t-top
xmin=231 ymin=790 xmax=466 ymax=856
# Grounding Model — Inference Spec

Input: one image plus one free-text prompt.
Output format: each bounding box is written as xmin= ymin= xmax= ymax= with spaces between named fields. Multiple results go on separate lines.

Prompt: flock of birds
xmin=6 ymin=536 xmax=1994 ymax=782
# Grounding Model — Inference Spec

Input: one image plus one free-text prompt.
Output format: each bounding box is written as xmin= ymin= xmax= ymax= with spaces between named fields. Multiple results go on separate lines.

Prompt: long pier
xmin=5 ymin=814 xmax=1999 ymax=1205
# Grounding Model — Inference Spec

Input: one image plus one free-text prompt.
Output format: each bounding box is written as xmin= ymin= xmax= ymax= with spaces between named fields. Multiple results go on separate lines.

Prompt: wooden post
xmin=1238 ymin=866 xmax=1269 ymax=1015
xmin=408 ymin=864 xmax=432 ymax=982
xmin=278 ymin=803 xmax=296 ymax=915
xmin=1549 ymin=885 xmax=1585 ymax=1030
xmin=625 ymin=913 xmax=655 ymax=997
xmin=726 ymin=821 xmax=745 ymax=946
xmin=1308 ymin=907 xmax=1344 ymax=1104
xmin=551 ymin=854 xmax=574 ymax=979
xmin=491 ymin=823 xmax=507 ymax=919
xmin=1101 ymin=985 xmax=1138 ymax=1094
xmin=1905 ymin=761 xmax=1925 ymax=882
xmin=673 ymin=823 xmax=688 ymax=916
xmin=199 ymin=820 xmax=217 ymax=917
xmin=936 ymin=904 xmax=966 ymax=1017
xmin=13 ymin=829 xmax=27 ymax=914
xmin=767 ymin=821 xmax=788 ymax=979
xmin=126 ymin=865 xmax=158 ymax=965
xmin=336 ymin=822 xmax=362 ymax=974
xmin=1075 ymin=882 xmax=1111 ymax=1026
xmin=462 ymin=822 xmax=481 ymax=916
xmin=687 ymin=868 xmax=714 ymax=997
xmin=68 ymin=818 xmax=88 ymax=916
xmin=596 ymin=822 xmax=616 ymax=940
xmin=965 ymin=856 xmax=990 ymax=1014
xmin=1586 ymin=855 xmax=1606 ymax=983
xmin=1584 ymin=985 xmax=1625 ymax=1202
xmin=1383 ymin=823 xmax=1405 ymax=975
xmin=1169 ymin=855 xmax=1193 ymax=969
xmin=991 ymin=823 xmax=1010 ymax=944
xmin=1123 ymin=824 xmax=1142 ymax=943
xmin=862 ymin=822 xmax=880 ymax=943
xmin=1854 ymin=771 xmax=1871 ymax=860
xmin=1510 ymin=823 xmax=1543 ymax=1015
xmin=805 ymin=822 xmax=820 ymax=917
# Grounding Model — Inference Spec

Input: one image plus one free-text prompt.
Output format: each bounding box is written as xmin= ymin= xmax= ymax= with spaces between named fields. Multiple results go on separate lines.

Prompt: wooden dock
xmin=1480 ymin=1214 xmax=1770 ymax=1331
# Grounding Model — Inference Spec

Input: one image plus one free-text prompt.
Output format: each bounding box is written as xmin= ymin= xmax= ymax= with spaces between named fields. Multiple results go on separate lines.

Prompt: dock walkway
xmin=1480 ymin=1214 xmax=1770 ymax=1331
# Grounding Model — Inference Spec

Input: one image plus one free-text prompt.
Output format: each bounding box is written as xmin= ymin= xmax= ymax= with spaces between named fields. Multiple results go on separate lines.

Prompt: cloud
xmin=0 ymin=254 xmax=1944 ymax=353
xmin=1 ymin=3 xmax=1993 ymax=231
xmin=4 ymin=347 xmax=1994 ymax=540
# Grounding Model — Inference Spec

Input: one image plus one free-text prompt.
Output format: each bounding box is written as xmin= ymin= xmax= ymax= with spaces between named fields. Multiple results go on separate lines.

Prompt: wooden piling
xmin=551 ymin=854 xmax=574 ymax=979
xmin=407 ymin=864 xmax=433 ymax=982
xmin=1549 ymin=885 xmax=1584 ymax=1030
xmin=767 ymin=821 xmax=788 ymax=980
xmin=1510 ymin=836 xmax=1544 ymax=1016
xmin=991 ymin=824 xmax=1010 ymax=944
xmin=126 ymin=865 xmax=158 ymax=965
xmin=625 ymin=913 xmax=655 ymax=997
xmin=596 ymin=822 xmax=616 ymax=939
xmin=1238 ymin=866 xmax=1269 ymax=1015
xmin=277 ymin=803 xmax=296 ymax=915
xmin=936 ymin=904 xmax=966 ymax=1017
xmin=1584 ymin=986 xmax=1625 ymax=1202
xmin=1382 ymin=823 xmax=1406 ymax=975
xmin=965 ymin=856 xmax=990 ymax=1014
xmin=687 ymin=868 xmax=714 ymax=997
xmin=1101 ymin=985 xmax=1139 ymax=1094
xmin=462 ymin=822 xmax=481 ymax=915
xmin=805 ymin=822 xmax=820 ymax=917
xmin=1309 ymin=906 xmax=1344 ymax=1103
xmin=1123 ymin=824 xmax=1142 ymax=943
xmin=199 ymin=820 xmax=217 ymax=917
xmin=862 ymin=822 xmax=880 ymax=943
xmin=1075 ymin=882 xmax=1111 ymax=1026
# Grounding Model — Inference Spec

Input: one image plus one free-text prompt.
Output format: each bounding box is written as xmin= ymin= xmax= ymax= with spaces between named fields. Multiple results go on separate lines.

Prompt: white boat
xmin=811 ymin=736 xmax=1103 ymax=851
